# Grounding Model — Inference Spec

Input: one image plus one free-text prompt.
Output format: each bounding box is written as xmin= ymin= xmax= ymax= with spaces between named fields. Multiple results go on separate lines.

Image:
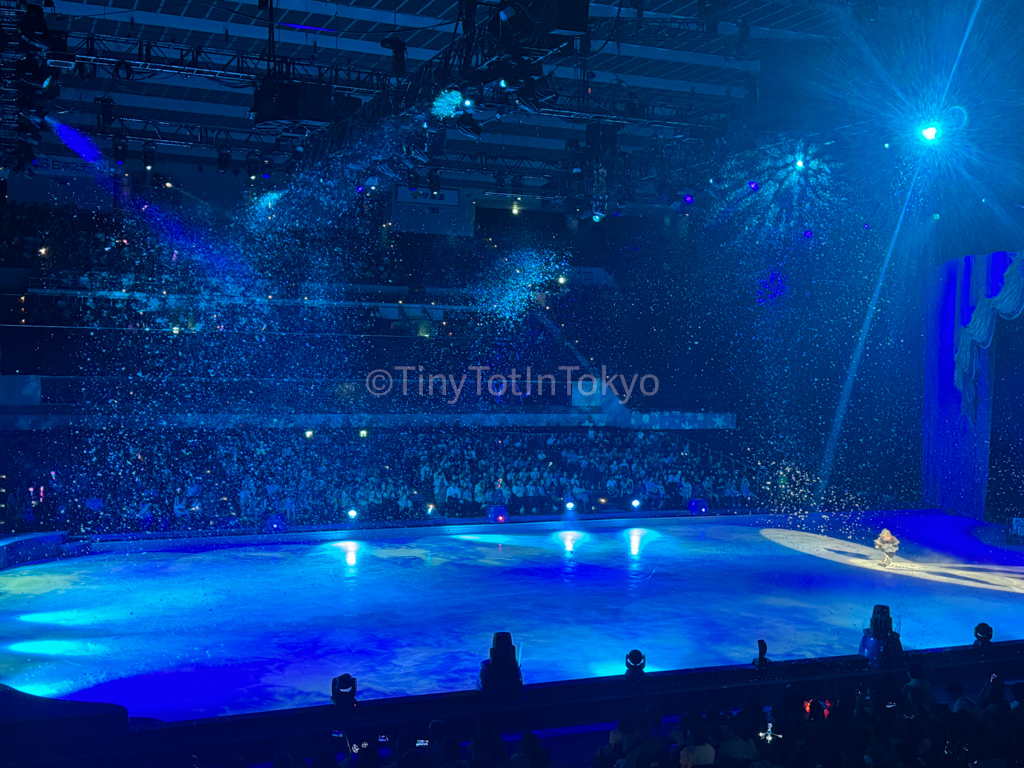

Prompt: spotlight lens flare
xmin=920 ymin=125 xmax=939 ymax=141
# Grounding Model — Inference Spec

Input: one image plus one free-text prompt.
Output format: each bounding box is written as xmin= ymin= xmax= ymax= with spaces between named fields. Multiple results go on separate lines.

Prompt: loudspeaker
xmin=253 ymin=80 xmax=333 ymax=126
xmin=550 ymin=0 xmax=589 ymax=36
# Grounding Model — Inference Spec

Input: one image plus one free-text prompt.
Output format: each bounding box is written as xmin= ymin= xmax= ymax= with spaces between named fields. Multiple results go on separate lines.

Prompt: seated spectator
xmin=438 ymin=736 xmax=469 ymax=768
xmin=515 ymin=731 xmax=550 ymax=768
xmin=714 ymin=715 xmax=759 ymax=766
xmin=902 ymin=663 xmax=937 ymax=710
xmin=677 ymin=721 xmax=714 ymax=768
xmin=622 ymin=711 xmax=664 ymax=768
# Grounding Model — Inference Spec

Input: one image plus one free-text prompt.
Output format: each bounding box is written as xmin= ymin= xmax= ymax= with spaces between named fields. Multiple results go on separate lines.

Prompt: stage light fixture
xmin=331 ymin=673 xmax=357 ymax=708
xmin=347 ymin=509 xmax=358 ymax=519
xmin=920 ymin=125 xmax=939 ymax=142
xmin=456 ymin=113 xmax=482 ymax=139
xmin=142 ymin=141 xmax=156 ymax=171
xmin=565 ymin=501 xmax=575 ymax=511
xmin=625 ymin=649 xmax=646 ymax=683
xmin=112 ymin=134 xmax=127 ymax=165
xmin=427 ymin=169 xmax=441 ymax=197
xmin=748 ymin=180 xmax=760 ymax=191
xmin=974 ymin=622 xmax=993 ymax=650
xmin=753 ymin=639 xmax=771 ymax=671
xmin=304 ymin=429 xmax=314 ymax=439
xmin=217 ymin=146 xmax=231 ymax=174
xmin=380 ymin=35 xmax=407 ymax=76
xmin=859 ymin=604 xmax=904 ymax=669
xmin=631 ymin=498 xmax=641 ymax=509
xmin=557 ymin=276 xmax=567 ymax=285
xmin=431 ymin=89 xmax=463 ymax=120
xmin=359 ymin=428 xmax=369 ymax=438
xmin=479 ymin=632 xmax=523 ymax=700
xmin=246 ymin=150 xmax=259 ymax=180
xmin=796 ymin=159 xmax=804 ymax=168
xmin=95 ymin=96 xmax=114 ymax=132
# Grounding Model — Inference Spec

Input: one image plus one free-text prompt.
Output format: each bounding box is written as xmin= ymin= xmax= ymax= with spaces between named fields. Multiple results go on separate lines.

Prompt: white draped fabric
xmin=954 ymin=254 xmax=1024 ymax=417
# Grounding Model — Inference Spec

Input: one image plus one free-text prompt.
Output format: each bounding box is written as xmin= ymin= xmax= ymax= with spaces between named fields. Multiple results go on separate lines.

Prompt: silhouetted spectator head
xmin=400 ymin=749 xmax=428 ymax=768
xmin=396 ymin=733 xmax=415 ymax=759
xmin=360 ymin=745 xmax=381 ymax=768
xmin=429 ymin=720 xmax=447 ymax=743
xmin=907 ymin=663 xmax=926 ymax=681
xmin=1012 ymin=681 xmax=1024 ymax=704
xmin=313 ymin=747 xmax=339 ymax=768
xmin=442 ymin=735 xmax=462 ymax=763
xmin=645 ymin=704 xmax=663 ymax=732
xmin=688 ymin=720 xmax=709 ymax=747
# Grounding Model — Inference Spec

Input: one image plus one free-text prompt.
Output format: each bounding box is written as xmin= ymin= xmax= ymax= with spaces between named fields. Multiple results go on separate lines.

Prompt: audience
xmin=1 ymin=428 xmax=759 ymax=535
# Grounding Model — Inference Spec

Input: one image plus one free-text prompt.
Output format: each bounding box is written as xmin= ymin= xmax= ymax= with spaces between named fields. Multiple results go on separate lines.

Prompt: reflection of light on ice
xmin=629 ymin=529 xmax=643 ymax=556
xmin=760 ymin=529 xmax=1024 ymax=594
xmin=9 ymin=639 xmax=109 ymax=656
xmin=557 ymin=531 xmax=585 ymax=552
xmin=625 ymin=528 xmax=659 ymax=556
xmin=7 ymin=680 xmax=82 ymax=698
xmin=18 ymin=609 xmax=110 ymax=626
xmin=334 ymin=541 xmax=360 ymax=567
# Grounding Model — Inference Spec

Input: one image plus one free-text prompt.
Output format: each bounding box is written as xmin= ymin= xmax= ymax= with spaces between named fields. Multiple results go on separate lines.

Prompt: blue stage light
xmin=498 ymin=79 xmax=508 ymax=89
xmin=748 ymin=181 xmax=760 ymax=191
xmin=431 ymin=89 xmax=464 ymax=120
xmin=565 ymin=501 xmax=575 ymax=511
xmin=804 ymin=230 xmax=814 ymax=239
xmin=347 ymin=509 xmax=358 ymax=519
xmin=796 ymin=160 xmax=804 ymax=168
xmin=631 ymin=498 xmax=641 ymax=509
xmin=683 ymin=194 xmax=695 ymax=204
xmin=920 ymin=125 xmax=939 ymax=142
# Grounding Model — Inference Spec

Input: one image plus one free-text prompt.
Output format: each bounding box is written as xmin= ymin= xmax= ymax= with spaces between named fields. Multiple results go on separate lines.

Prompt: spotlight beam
xmin=941 ymin=0 xmax=985 ymax=104
xmin=817 ymin=160 xmax=922 ymax=502
xmin=818 ymin=0 xmax=988 ymax=504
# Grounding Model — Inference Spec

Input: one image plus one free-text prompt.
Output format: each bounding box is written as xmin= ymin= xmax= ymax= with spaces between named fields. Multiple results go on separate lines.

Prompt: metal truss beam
xmin=63 ymin=33 xmax=387 ymax=97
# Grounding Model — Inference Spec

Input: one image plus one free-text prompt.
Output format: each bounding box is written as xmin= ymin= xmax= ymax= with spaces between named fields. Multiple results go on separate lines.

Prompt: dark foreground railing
xmin=3 ymin=640 xmax=1023 ymax=768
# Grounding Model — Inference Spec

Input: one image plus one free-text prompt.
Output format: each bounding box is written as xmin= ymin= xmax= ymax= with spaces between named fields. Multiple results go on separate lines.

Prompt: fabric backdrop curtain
xmin=922 ymin=252 xmax=1013 ymax=518
xmin=954 ymin=254 xmax=1023 ymax=417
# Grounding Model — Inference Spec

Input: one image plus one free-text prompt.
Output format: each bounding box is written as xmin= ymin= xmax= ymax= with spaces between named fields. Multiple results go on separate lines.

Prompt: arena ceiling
xmin=19 ymin=0 xmax=859 ymax=199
